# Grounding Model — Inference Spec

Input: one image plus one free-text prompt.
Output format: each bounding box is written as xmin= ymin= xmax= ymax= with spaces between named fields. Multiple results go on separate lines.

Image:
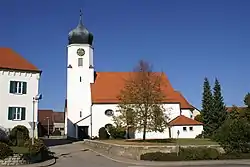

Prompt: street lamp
xmin=32 ymin=94 xmax=42 ymax=145
xmin=46 ymin=117 xmax=50 ymax=138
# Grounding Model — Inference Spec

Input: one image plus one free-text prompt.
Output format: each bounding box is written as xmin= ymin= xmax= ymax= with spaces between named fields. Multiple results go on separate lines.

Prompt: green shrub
xmin=109 ymin=126 xmax=126 ymax=139
xmin=180 ymin=147 xmax=219 ymax=160
xmin=140 ymin=147 xmax=220 ymax=161
xmin=0 ymin=142 xmax=13 ymax=160
xmin=213 ymin=117 xmax=250 ymax=153
xmin=98 ymin=127 xmax=109 ymax=140
xmin=194 ymin=114 xmax=203 ymax=123
xmin=141 ymin=152 xmax=182 ymax=161
xmin=24 ymin=138 xmax=49 ymax=156
xmin=52 ymin=129 xmax=61 ymax=136
xmin=195 ymin=134 xmax=203 ymax=139
xmin=0 ymin=128 xmax=10 ymax=145
xmin=10 ymin=125 xmax=30 ymax=146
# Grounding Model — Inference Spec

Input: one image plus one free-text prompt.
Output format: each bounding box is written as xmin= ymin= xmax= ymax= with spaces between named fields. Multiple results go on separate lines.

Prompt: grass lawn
xmin=99 ymin=138 xmax=218 ymax=146
xmin=11 ymin=146 xmax=29 ymax=154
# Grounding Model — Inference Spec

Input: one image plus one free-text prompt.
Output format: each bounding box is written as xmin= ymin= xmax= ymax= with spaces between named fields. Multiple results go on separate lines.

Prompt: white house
xmin=65 ymin=12 xmax=202 ymax=140
xmin=0 ymin=48 xmax=41 ymax=138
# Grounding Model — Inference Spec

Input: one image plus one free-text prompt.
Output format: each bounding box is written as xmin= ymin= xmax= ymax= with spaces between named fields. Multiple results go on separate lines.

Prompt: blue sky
xmin=0 ymin=0 xmax=249 ymax=111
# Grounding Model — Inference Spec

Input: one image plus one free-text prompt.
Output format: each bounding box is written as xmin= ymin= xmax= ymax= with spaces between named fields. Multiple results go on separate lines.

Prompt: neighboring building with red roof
xmin=38 ymin=110 xmax=65 ymax=137
xmin=0 ymin=48 xmax=41 ymax=138
xmin=65 ymin=12 xmax=201 ymax=140
xmin=168 ymin=115 xmax=203 ymax=138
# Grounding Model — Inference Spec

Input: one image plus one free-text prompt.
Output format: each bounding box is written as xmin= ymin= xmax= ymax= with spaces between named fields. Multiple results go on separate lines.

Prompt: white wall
xmin=0 ymin=70 xmax=40 ymax=137
xmin=192 ymin=109 xmax=201 ymax=118
xmin=170 ymin=125 xmax=203 ymax=138
xmin=66 ymin=44 xmax=94 ymax=138
xmin=90 ymin=103 xmax=195 ymax=139
xmin=181 ymin=109 xmax=194 ymax=119
xmin=91 ymin=104 xmax=123 ymax=137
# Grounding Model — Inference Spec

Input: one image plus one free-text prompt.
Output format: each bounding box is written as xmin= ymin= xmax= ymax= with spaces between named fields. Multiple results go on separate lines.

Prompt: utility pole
xmin=32 ymin=98 xmax=35 ymax=145
xmin=32 ymin=94 xmax=42 ymax=145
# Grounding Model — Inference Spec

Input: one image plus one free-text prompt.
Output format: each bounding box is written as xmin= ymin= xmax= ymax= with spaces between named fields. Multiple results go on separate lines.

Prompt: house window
xmin=105 ymin=109 xmax=114 ymax=117
xmin=78 ymin=58 xmax=83 ymax=67
xmin=80 ymin=76 xmax=82 ymax=82
xmin=189 ymin=127 xmax=193 ymax=131
xmin=80 ymin=111 xmax=82 ymax=117
xmin=9 ymin=81 xmax=27 ymax=94
xmin=183 ymin=127 xmax=187 ymax=131
xmin=8 ymin=107 xmax=26 ymax=121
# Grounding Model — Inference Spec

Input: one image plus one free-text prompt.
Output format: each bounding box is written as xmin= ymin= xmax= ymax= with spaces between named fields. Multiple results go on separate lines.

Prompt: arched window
xmin=105 ymin=123 xmax=113 ymax=129
xmin=105 ymin=109 xmax=114 ymax=117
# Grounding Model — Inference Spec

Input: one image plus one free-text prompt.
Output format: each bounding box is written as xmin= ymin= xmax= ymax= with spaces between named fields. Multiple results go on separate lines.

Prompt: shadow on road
xmin=41 ymin=138 xmax=74 ymax=147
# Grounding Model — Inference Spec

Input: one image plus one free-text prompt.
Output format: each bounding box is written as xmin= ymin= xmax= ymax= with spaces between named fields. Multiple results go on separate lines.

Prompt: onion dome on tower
xmin=68 ymin=10 xmax=93 ymax=45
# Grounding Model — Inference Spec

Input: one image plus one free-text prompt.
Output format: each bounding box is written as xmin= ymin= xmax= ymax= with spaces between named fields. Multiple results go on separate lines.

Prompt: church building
xmin=64 ymin=12 xmax=203 ymax=140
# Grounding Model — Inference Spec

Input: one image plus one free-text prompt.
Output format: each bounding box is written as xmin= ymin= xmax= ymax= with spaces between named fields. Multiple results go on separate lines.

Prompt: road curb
xmin=85 ymin=147 xmax=250 ymax=166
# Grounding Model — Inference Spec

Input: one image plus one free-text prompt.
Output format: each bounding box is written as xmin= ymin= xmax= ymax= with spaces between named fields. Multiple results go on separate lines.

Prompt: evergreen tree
xmin=201 ymin=77 xmax=213 ymax=136
xmin=212 ymin=78 xmax=227 ymax=131
xmin=244 ymin=92 xmax=250 ymax=108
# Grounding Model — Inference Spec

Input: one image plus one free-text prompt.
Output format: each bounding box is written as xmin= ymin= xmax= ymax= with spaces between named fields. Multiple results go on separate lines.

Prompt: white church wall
xmin=170 ymin=125 xmax=203 ymax=139
xmin=91 ymin=104 xmax=119 ymax=138
xmin=134 ymin=129 xmax=171 ymax=139
xmin=91 ymin=103 xmax=183 ymax=139
xmin=180 ymin=109 xmax=193 ymax=119
xmin=192 ymin=109 xmax=201 ymax=118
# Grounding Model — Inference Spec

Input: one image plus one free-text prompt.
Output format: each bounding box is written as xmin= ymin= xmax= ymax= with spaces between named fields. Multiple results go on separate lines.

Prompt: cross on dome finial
xmin=68 ymin=8 xmax=94 ymax=45
xmin=79 ymin=9 xmax=83 ymax=25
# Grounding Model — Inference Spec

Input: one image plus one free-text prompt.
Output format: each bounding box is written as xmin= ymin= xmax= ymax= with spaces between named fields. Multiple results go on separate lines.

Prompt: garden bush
xmin=10 ymin=125 xmax=30 ymax=147
xmin=0 ymin=128 xmax=10 ymax=145
xmin=179 ymin=147 xmax=220 ymax=160
xmin=141 ymin=152 xmax=182 ymax=161
xmin=140 ymin=147 xmax=220 ymax=161
xmin=24 ymin=138 xmax=49 ymax=157
xmin=0 ymin=142 xmax=13 ymax=160
xmin=109 ymin=126 xmax=126 ymax=139
xmin=98 ymin=127 xmax=109 ymax=139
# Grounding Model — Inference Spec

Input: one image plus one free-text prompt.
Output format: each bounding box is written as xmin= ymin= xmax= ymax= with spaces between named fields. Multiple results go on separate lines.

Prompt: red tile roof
xmin=38 ymin=110 xmax=54 ymax=125
xmin=226 ymin=106 xmax=246 ymax=112
xmin=38 ymin=110 xmax=64 ymax=124
xmin=169 ymin=115 xmax=203 ymax=126
xmin=0 ymin=48 xmax=40 ymax=72
xmin=53 ymin=112 xmax=65 ymax=123
xmin=91 ymin=72 xmax=193 ymax=109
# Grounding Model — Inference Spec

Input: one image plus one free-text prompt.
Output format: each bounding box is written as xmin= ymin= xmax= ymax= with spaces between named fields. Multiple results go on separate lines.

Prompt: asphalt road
xmin=37 ymin=140 xmax=250 ymax=167
xmin=53 ymin=150 xmax=250 ymax=167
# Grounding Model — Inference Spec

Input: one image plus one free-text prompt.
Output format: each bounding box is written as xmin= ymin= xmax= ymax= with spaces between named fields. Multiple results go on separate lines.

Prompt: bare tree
xmin=114 ymin=60 xmax=168 ymax=140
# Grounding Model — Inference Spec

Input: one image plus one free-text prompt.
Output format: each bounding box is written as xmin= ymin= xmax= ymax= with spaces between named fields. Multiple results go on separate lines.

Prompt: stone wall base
xmin=84 ymin=140 xmax=224 ymax=160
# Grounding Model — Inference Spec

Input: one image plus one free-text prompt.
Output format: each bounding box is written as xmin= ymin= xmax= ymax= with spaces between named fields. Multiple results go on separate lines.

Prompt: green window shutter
xmin=8 ymin=107 xmax=13 ymax=120
xmin=22 ymin=82 xmax=27 ymax=94
xmin=21 ymin=108 xmax=26 ymax=120
xmin=9 ymin=81 xmax=15 ymax=93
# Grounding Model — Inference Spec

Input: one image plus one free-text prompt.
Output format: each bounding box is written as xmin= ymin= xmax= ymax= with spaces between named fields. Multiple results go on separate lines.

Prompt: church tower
xmin=65 ymin=10 xmax=94 ymax=139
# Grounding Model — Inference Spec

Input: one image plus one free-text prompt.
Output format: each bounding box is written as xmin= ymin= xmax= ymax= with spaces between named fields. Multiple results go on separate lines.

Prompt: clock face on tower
xmin=77 ymin=48 xmax=85 ymax=56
